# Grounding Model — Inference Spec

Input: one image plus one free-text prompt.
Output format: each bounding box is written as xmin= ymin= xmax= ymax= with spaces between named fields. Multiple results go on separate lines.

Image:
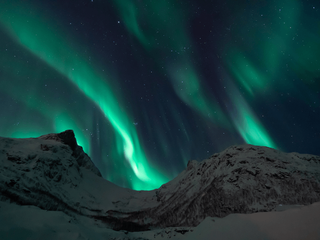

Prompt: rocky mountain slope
xmin=147 ymin=145 xmax=320 ymax=227
xmin=1 ymin=130 xmax=320 ymax=232
xmin=0 ymin=130 xmax=158 ymax=231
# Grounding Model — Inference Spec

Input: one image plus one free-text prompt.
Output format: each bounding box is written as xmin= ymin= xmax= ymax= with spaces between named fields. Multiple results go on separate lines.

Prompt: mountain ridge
xmin=0 ymin=130 xmax=320 ymax=232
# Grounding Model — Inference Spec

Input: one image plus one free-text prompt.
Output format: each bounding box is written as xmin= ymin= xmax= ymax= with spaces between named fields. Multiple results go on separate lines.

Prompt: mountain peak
xmin=37 ymin=130 xmax=102 ymax=177
xmin=1 ymin=133 xmax=320 ymax=233
xmin=38 ymin=129 xmax=77 ymax=151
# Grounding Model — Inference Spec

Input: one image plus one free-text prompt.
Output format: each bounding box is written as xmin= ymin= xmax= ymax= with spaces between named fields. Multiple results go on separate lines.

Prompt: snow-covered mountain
xmin=110 ymin=144 xmax=320 ymax=229
xmin=0 ymin=130 xmax=159 ymax=231
xmin=1 ymin=130 xmax=320 ymax=239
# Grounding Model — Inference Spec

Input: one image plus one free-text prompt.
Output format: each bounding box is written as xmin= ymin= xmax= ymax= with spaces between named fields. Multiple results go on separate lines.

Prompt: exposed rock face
xmin=0 ymin=132 xmax=320 ymax=232
xmin=0 ymin=130 xmax=153 ymax=231
xmin=37 ymin=130 xmax=101 ymax=176
xmin=0 ymin=130 xmax=102 ymax=217
xmin=111 ymin=145 xmax=320 ymax=228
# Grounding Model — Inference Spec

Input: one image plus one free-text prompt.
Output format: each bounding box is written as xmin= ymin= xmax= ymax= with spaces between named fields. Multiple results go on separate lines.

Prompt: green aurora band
xmin=225 ymin=0 xmax=301 ymax=97
xmin=221 ymin=0 xmax=320 ymax=148
xmin=227 ymin=82 xmax=277 ymax=149
xmin=0 ymin=2 xmax=169 ymax=190
xmin=2 ymin=0 xmax=312 ymax=190
xmin=112 ymin=0 xmax=277 ymax=149
xmin=0 ymin=45 xmax=90 ymax=152
xmin=111 ymin=0 xmax=230 ymax=127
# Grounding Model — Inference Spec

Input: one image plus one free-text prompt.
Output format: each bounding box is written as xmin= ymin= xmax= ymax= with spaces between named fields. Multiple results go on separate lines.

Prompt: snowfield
xmin=1 ymin=201 xmax=320 ymax=240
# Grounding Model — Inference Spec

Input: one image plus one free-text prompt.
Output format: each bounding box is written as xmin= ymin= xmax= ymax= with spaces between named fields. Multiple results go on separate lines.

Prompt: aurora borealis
xmin=0 ymin=0 xmax=319 ymax=190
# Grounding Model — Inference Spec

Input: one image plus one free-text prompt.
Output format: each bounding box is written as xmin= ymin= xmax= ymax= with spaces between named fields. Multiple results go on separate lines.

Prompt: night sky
xmin=0 ymin=0 xmax=319 ymax=190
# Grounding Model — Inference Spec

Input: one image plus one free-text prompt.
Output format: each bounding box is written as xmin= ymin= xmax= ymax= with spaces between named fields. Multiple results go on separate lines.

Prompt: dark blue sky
xmin=0 ymin=0 xmax=319 ymax=189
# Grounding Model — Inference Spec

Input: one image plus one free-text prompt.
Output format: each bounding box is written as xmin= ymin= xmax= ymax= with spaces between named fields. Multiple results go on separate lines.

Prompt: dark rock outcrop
xmin=38 ymin=130 xmax=101 ymax=177
xmin=108 ymin=145 xmax=320 ymax=229
xmin=0 ymin=130 xmax=104 ymax=220
xmin=1 ymin=132 xmax=320 ymax=232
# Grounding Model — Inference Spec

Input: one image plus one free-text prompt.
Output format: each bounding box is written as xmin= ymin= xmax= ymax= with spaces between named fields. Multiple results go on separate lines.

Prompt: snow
xmin=1 ymin=201 xmax=319 ymax=240
xmin=1 ymin=132 xmax=320 ymax=239
xmin=184 ymin=201 xmax=320 ymax=240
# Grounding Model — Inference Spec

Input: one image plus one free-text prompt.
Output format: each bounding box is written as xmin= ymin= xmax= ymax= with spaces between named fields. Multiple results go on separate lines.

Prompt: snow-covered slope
xmin=0 ymin=130 xmax=158 ymax=231
xmin=1 ymin=130 xmax=320 ymax=236
xmin=141 ymin=145 xmax=320 ymax=227
xmin=107 ymin=145 xmax=320 ymax=229
xmin=1 ymin=200 xmax=319 ymax=240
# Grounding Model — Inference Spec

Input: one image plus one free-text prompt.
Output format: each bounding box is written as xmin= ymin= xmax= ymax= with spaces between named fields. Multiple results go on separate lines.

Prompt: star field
xmin=0 ymin=0 xmax=319 ymax=190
